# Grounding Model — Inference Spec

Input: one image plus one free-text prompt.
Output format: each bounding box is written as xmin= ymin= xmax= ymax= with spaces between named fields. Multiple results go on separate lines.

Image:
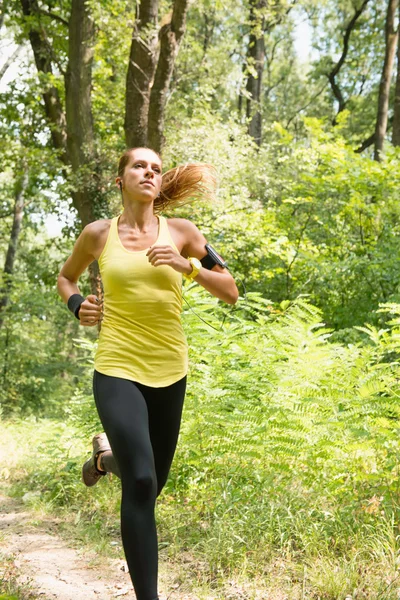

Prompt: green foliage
xmin=164 ymin=115 xmax=400 ymax=330
xmin=0 ymin=549 xmax=37 ymax=600
xmin=308 ymin=0 xmax=387 ymax=141
xmin=1 ymin=0 xmax=400 ymax=594
xmin=0 ymin=224 xmax=92 ymax=415
xmin=160 ymin=294 xmax=400 ymax=593
xmin=4 ymin=295 xmax=400 ymax=596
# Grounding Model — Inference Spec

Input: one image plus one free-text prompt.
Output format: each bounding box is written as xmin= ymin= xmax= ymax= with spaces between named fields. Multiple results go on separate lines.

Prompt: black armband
xmin=67 ymin=294 xmax=85 ymax=320
xmin=200 ymin=244 xmax=227 ymax=270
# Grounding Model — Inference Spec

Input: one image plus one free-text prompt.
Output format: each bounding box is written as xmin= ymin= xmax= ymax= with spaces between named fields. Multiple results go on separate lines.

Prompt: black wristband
xmin=67 ymin=294 xmax=85 ymax=320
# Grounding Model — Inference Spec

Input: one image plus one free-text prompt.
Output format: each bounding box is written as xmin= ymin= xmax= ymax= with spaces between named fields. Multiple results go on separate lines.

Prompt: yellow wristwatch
xmin=184 ymin=256 xmax=202 ymax=279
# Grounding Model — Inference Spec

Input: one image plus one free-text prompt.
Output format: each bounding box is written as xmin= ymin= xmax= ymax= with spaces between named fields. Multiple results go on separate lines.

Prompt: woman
xmin=57 ymin=147 xmax=239 ymax=600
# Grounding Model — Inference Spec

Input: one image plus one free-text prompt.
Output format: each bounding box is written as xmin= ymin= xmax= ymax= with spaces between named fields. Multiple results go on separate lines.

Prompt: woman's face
xmin=118 ymin=148 xmax=162 ymax=201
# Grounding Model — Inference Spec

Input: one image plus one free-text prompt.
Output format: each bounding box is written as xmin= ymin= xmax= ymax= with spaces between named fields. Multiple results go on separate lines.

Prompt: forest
xmin=1 ymin=0 xmax=400 ymax=598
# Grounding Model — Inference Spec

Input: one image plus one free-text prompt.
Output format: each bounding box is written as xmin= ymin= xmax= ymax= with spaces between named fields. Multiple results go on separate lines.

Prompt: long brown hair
xmin=117 ymin=148 xmax=217 ymax=213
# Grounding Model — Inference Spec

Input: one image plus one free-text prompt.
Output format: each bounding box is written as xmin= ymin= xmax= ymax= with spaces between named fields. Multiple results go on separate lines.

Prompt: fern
xmin=64 ymin=292 xmax=400 ymax=575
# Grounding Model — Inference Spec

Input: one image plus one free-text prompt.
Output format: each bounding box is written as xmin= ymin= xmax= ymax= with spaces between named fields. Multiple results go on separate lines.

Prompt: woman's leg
xmin=93 ymin=370 xmax=159 ymax=600
xmin=137 ymin=377 xmax=186 ymax=496
xmin=95 ymin=376 xmax=186 ymax=496
xmin=99 ymin=449 xmax=121 ymax=477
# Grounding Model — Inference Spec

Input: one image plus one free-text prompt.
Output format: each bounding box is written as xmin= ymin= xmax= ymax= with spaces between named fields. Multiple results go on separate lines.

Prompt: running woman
xmin=57 ymin=147 xmax=238 ymax=600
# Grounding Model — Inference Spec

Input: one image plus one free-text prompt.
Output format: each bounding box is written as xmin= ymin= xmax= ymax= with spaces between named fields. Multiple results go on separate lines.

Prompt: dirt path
xmin=0 ymin=490 xmax=267 ymax=600
xmin=0 ymin=492 xmax=193 ymax=600
xmin=0 ymin=492 xmax=140 ymax=599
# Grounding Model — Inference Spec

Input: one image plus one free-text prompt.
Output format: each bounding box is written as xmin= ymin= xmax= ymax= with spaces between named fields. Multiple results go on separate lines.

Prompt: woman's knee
xmin=124 ymin=472 xmax=157 ymax=503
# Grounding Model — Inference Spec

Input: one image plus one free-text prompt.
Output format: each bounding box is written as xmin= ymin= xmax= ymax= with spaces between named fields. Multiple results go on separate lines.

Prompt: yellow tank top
xmin=94 ymin=214 xmax=188 ymax=387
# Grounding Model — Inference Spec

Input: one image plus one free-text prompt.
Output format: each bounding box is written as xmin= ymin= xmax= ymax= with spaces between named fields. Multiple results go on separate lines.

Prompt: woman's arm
xmin=147 ymin=219 xmax=239 ymax=304
xmin=57 ymin=223 xmax=105 ymax=326
xmin=181 ymin=220 xmax=239 ymax=304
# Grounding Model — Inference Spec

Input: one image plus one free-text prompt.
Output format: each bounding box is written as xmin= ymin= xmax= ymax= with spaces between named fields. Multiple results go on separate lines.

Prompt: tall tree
xmin=20 ymin=0 xmax=99 ymax=224
xmin=125 ymin=0 xmax=159 ymax=148
xmin=148 ymin=0 xmax=189 ymax=152
xmin=325 ymin=0 xmax=370 ymax=124
xmin=125 ymin=0 xmax=190 ymax=152
xmin=392 ymin=0 xmax=400 ymax=145
xmin=21 ymin=0 xmax=100 ymax=292
xmin=245 ymin=0 xmax=266 ymax=146
xmin=308 ymin=0 xmax=388 ymax=150
xmin=0 ymin=170 xmax=28 ymax=330
xmin=20 ymin=0 xmax=68 ymax=161
xmin=242 ymin=0 xmax=294 ymax=146
xmin=374 ymin=0 xmax=399 ymax=160
xmin=65 ymin=0 xmax=98 ymax=226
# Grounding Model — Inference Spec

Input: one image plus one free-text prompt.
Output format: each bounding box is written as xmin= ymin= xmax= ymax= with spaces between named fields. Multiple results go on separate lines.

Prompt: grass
xmin=1 ymin=416 xmax=400 ymax=599
xmin=0 ymin=552 xmax=41 ymax=599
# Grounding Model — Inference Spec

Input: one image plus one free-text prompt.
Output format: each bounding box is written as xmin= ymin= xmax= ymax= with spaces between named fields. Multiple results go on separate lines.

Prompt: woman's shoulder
xmin=83 ymin=218 xmax=113 ymax=237
xmin=81 ymin=218 xmax=113 ymax=258
xmin=165 ymin=217 xmax=206 ymax=253
xmin=166 ymin=217 xmax=198 ymax=234
xmin=166 ymin=217 xmax=200 ymax=244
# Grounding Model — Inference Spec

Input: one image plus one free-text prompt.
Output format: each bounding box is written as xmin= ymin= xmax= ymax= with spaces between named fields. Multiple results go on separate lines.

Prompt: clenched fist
xmin=79 ymin=294 xmax=103 ymax=327
xmin=146 ymin=245 xmax=192 ymax=275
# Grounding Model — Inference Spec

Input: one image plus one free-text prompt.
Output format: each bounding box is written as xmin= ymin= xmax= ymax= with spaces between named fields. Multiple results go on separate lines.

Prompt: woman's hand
xmin=79 ymin=295 xmax=103 ymax=327
xmin=146 ymin=245 xmax=192 ymax=275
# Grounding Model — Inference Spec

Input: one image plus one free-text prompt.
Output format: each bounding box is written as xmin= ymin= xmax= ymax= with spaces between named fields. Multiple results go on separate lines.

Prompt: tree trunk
xmin=20 ymin=0 xmax=68 ymax=162
xmin=21 ymin=0 xmax=101 ymax=226
xmin=238 ymin=59 xmax=246 ymax=117
xmin=125 ymin=0 xmax=159 ymax=148
xmin=245 ymin=0 xmax=266 ymax=146
xmin=65 ymin=0 xmax=97 ymax=226
xmin=148 ymin=0 xmax=189 ymax=153
xmin=0 ymin=171 xmax=28 ymax=329
xmin=374 ymin=0 xmax=399 ymax=161
xmin=21 ymin=0 xmax=101 ymax=293
xmin=20 ymin=0 xmax=99 ymax=225
xmin=392 ymin=0 xmax=400 ymax=145
xmin=326 ymin=0 xmax=370 ymax=124
xmin=66 ymin=0 xmax=102 ymax=293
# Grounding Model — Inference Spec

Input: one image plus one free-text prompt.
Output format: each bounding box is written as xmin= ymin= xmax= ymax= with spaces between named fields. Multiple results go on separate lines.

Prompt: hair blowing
xmin=117 ymin=148 xmax=217 ymax=213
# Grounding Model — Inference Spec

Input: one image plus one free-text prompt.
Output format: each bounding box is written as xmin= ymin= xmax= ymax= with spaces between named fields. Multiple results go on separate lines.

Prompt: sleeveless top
xmin=94 ymin=215 xmax=188 ymax=387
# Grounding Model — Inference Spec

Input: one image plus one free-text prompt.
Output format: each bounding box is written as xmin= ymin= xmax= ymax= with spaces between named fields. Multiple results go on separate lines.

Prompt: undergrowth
xmin=0 ymin=552 xmax=39 ymax=599
xmin=2 ymin=295 xmax=400 ymax=598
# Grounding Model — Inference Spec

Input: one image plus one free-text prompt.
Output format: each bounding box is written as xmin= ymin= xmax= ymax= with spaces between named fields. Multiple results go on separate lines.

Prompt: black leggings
xmin=93 ymin=370 xmax=187 ymax=600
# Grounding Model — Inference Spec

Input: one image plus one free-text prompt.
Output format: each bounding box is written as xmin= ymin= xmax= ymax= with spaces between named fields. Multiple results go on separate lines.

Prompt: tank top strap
xmin=98 ymin=216 xmax=119 ymax=266
xmin=158 ymin=215 xmax=179 ymax=253
xmin=109 ymin=215 xmax=119 ymax=240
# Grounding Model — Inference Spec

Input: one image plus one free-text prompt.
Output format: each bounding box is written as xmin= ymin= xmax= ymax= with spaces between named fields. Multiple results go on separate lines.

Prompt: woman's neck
xmin=120 ymin=202 xmax=157 ymax=231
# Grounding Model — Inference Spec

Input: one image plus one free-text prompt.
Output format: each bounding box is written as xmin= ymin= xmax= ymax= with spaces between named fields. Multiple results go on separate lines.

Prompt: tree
xmin=124 ymin=0 xmax=159 ymax=148
xmin=307 ymin=0 xmax=388 ymax=150
xmin=148 ymin=0 xmax=189 ymax=152
xmin=374 ymin=0 xmax=399 ymax=160
xmin=19 ymin=0 xmax=100 ymax=223
xmin=325 ymin=0 xmax=370 ymax=124
xmin=0 ymin=170 xmax=28 ymax=329
xmin=19 ymin=0 xmax=190 ymax=294
xmin=245 ymin=0 xmax=267 ymax=146
xmin=125 ymin=0 xmax=190 ymax=151
xmin=392 ymin=0 xmax=400 ymax=145
xmin=240 ymin=0 xmax=297 ymax=146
